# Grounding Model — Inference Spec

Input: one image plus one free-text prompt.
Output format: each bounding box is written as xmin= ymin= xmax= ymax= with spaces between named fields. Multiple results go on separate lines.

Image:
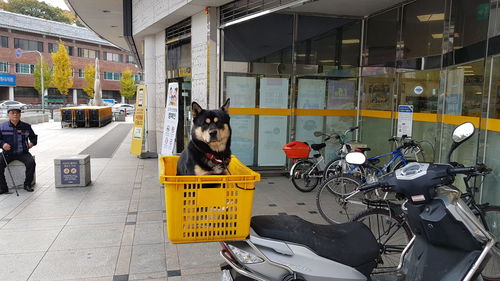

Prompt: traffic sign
xmin=15 ymin=48 xmax=22 ymax=58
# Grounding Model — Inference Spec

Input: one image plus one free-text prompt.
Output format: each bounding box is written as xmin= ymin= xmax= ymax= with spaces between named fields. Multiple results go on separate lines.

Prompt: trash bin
xmin=159 ymin=155 xmax=260 ymax=244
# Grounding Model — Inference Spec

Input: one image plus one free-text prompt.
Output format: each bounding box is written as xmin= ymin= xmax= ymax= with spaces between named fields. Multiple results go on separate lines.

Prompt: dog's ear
xmin=191 ymin=102 xmax=204 ymax=119
xmin=221 ymin=98 xmax=230 ymax=113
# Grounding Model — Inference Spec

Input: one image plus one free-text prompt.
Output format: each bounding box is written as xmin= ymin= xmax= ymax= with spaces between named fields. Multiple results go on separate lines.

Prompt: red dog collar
xmin=205 ymin=153 xmax=224 ymax=164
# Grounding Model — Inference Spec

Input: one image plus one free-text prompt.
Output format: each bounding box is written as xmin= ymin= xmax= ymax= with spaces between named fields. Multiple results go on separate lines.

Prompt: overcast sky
xmin=40 ymin=0 xmax=69 ymax=10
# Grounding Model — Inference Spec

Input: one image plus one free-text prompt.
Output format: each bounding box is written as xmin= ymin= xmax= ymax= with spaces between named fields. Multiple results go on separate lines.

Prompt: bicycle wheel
xmin=323 ymin=158 xmax=364 ymax=180
xmin=351 ymin=208 xmax=413 ymax=273
xmin=480 ymin=206 xmax=500 ymax=280
xmin=316 ymin=174 xmax=366 ymax=224
xmin=291 ymin=160 xmax=320 ymax=192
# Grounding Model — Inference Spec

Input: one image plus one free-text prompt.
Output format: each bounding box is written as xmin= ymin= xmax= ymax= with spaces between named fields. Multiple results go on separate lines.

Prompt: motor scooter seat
xmin=251 ymin=215 xmax=379 ymax=276
xmin=311 ymin=143 xmax=326 ymax=151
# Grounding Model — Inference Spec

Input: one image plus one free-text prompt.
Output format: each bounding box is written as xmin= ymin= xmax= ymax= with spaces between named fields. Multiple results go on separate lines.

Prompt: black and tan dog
xmin=177 ymin=99 xmax=231 ymax=176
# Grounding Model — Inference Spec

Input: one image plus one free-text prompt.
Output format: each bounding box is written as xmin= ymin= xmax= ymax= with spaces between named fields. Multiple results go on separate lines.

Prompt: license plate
xmin=221 ymin=269 xmax=234 ymax=281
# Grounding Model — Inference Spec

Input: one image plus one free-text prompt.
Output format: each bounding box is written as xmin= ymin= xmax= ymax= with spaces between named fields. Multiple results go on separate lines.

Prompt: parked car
xmin=112 ymin=104 xmax=135 ymax=115
xmin=0 ymin=100 xmax=28 ymax=110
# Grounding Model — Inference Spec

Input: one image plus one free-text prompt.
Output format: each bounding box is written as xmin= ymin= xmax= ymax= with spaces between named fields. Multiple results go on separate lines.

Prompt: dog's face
xmin=191 ymin=99 xmax=231 ymax=152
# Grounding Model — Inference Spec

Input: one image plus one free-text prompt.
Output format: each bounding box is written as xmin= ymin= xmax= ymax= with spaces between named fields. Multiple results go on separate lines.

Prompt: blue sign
xmin=0 ymin=74 xmax=16 ymax=86
xmin=398 ymin=105 xmax=414 ymax=113
xmin=60 ymin=160 xmax=80 ymax=184
xmin=15 ymin=48 xmax=22 ymax=58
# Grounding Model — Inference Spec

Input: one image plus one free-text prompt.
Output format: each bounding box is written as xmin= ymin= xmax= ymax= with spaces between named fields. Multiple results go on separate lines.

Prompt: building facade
xmin=69 ymin=0 xmax=500 ymax=204
xmin=0 ymin=10 xmax=142 ymax=105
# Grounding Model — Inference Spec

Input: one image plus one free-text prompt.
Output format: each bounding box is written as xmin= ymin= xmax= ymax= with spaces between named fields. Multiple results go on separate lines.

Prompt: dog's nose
xmin=209 ymin=130 xmax=217 ymax=137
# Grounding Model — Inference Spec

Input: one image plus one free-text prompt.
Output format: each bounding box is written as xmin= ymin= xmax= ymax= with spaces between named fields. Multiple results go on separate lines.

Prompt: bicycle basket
xmin=282 ymin=141 xmax=311 ymax=159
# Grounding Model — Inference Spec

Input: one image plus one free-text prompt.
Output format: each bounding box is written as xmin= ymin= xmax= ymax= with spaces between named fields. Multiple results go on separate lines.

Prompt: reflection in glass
xmin=450 ymin=0 xmax=489 ymax=50
xmin=445 ymin=61 xmax=484 ymax=117
xmin=402 ymin=0 xmax=445 ymax=59
xmin=399 ymin=70 xmax=440 ymax=113
xmin=365 ymin=8 xmax=399 ymax=66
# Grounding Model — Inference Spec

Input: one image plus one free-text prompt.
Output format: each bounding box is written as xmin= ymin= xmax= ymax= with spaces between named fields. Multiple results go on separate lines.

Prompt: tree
xmin=83 ymin=64 xmax=95 ymax=98
xmin=51 ymin=41 xmax=73 ymax=95
xmin=33 ymin=59 xmax=52 ymax=96
xmin=4 ymin=0 xmax=72 ymax=24
xmin=120 ymin=69 xmax=136 ymax=100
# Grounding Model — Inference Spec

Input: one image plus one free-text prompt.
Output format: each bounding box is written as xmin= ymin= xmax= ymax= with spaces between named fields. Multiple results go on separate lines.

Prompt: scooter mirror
xmin=452 ymin=122 xmax=475 ymax=144
xmin=345 ymin=152 xmax=366 ymax=165
xmin=313 ymin=131 xmax=323 ymax=137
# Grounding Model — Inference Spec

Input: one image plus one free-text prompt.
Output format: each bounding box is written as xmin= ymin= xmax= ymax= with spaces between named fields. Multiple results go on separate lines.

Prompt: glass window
xmin=68 ymin=46 xmax=73 ymax=56
xmin=78 ymin=48 xmax=98 ymax=59
xmin=445 ymin=61 xmax=484 ymax=117
xmin=167 ymin=39 xmax=191 ymax=78
xmin=0 ymin=62 xmax=9 ymax=73
xmin=48 ymin=43 xmax=57 ymax=53
xmin=15 ymin=63 xmax=34 ymax=74
xmin=451 ymin=0 xmax=490 ymax=50
xmin=14 ymin=38 xmax=43 ymax=52
xmin=399 ymin=70 xmax=440 ymax=113
xmin=365 ymin=8 xmax=399 ymax=66
xmin=113 ymin=72 xmax=121 ymax=80
xmin=223 ymin=13 xmax=293 ymax=63
xmin=402 ymin=0 xmax=445 ymax=59
xmin=105 ymin=52 xmax=123 ymax=62
xmin=1 ymin=36 xmax=8 ymax=48
xmin=126 ymin=55 xmax=135 ymax=64
xmin=78 ymin=69 xmax=84 ymax=78
xmin=296 ymin=16 xmax=361 ymax=70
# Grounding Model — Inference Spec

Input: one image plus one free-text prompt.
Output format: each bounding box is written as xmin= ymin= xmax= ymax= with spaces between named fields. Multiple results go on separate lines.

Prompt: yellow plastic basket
xmin=159 ymin=155 xmax=260 ymax=244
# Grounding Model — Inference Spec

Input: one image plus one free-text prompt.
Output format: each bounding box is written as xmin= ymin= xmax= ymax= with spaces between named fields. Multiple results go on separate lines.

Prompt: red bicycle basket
xmin=282 ymin=141 xmax=311 ymax=159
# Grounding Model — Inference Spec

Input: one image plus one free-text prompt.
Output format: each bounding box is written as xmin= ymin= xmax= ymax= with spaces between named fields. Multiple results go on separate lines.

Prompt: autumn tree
xmin=51 ymin=42 xmax=73 ymax=95
xmin=33 ymin=60 xmax=52 ymax=95
xmin=83 ymin=64 xmax=95 ymax=98
xmin=120 ymin=69 xmax=136 ymax=100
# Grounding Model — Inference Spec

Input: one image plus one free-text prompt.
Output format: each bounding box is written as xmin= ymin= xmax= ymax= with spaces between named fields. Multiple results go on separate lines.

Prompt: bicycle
xmin=285 ymin=127 xmax=360 ymax=192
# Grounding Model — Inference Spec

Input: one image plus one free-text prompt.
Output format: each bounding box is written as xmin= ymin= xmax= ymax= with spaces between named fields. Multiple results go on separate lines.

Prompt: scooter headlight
xmin=227 ymin=244 xmax=264 ymax=264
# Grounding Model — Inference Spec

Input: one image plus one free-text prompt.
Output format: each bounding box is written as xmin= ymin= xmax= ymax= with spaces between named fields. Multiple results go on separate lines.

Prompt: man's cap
xmin=7 ymin=107 xmax=21 ymax=113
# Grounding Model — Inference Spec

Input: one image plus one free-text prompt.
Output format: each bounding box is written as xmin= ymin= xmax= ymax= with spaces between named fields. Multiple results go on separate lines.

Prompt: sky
xmin=39 ymin=0 xmax=69 ymax=10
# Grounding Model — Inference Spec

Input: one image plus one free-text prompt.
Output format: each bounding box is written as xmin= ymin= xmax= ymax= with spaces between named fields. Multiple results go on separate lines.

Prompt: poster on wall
xmin=445 ymin=68 xmax=464 ymax=115
xmin=258 ymin=116 xmax=287 ymax=166
xmin=297 ymin=79 xmax=325 ymax=144
xmin=259 ymin=78 xmax=289 ymax=108
xmin=231 ymin=116 xmax=255 ymax=165
xmin=130 ymin=85 xmax=147 ymax=155
xmin=397 ymin=105 xmax=413 ymax=137
xmin=226 ymin=76 xmax=257 ymax=165
xmin=297 ymin=79 xmax=326 ymax=109
xmin=161 ymin=82 xmax=179 ymax=156
xmin=327 ymin=80 xmax=356 ymax=110
xmin=226 ymin=76 xmax=256 ymax=107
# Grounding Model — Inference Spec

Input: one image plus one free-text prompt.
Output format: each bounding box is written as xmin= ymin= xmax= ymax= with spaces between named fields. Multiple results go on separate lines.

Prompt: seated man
xmin=0 ymin=107 xmax=37 ymax=194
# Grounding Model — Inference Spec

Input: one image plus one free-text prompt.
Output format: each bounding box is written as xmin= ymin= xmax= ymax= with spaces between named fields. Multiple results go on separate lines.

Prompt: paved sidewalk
xmin=0 ymin=119 xmax=325 ymax=281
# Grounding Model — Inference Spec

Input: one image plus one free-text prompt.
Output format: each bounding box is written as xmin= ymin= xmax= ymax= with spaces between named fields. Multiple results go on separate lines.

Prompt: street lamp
xmin=22 ymin=50 xmax=44 ymax=114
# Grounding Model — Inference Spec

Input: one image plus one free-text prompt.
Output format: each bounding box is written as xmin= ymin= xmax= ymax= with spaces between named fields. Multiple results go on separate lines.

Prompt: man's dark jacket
xmin=0 ymin=121 xmax=37 ymax=156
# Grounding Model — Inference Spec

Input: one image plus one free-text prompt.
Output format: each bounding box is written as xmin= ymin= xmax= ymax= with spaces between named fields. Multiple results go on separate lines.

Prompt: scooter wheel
xmin=282 ymin=275 xmax=306 ymax=281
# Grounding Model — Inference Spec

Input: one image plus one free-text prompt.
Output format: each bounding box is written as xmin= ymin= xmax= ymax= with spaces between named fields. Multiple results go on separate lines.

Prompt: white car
xmin=112 ymin=104 xmax=135 ymax=115
xmin=0 ymin=100 xmax=28 ymax=110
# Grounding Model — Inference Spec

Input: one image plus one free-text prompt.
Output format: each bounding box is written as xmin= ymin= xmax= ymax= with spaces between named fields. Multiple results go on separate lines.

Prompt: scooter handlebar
xmin=449 ymin=163 xmax=491 ymax=175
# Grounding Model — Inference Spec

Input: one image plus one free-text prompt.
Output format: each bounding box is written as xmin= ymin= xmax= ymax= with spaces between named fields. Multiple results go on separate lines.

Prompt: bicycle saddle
xmin=311 ymin=143 xmax=326 ymax=151
xmin=355 ymin=147 xmax=371 ymax=152
xmin=251 ymin=215 xmax=379 ymax=277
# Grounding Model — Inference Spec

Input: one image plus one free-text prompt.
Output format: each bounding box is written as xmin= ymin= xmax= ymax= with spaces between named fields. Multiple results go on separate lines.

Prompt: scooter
xmin=220 ymin=122 xmax=495 ymax=281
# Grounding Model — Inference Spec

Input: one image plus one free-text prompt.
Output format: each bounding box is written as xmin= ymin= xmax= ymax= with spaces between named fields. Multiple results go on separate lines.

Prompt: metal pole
xmin=39 ymin=51 xmax=44 ymax=114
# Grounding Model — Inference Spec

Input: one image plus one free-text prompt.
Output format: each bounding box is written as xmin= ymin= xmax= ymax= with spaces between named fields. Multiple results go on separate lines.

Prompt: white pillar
xmin=191 ymin=9 xmax=218 ymax=109
xmin=73 ymin=89 xmax=77 ymax=105
xmin=8 ymin=87 xmax=14 ymax=100
xmin=144 ymin=35 xmax=158 ymax=155
xmin=121 ymin=96 xmax=125 ymax=104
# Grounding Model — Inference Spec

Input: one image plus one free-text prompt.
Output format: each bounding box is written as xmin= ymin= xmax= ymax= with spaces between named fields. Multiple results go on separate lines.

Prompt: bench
xmin=5 ymin=156 xmax=36 ymax=188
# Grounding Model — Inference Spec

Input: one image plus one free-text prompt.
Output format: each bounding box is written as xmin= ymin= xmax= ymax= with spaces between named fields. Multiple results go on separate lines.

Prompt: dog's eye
xmin=205 ymin=118 xmax=211 ymax=124
xmin=214 ymin=117 xmax=218 ymax=123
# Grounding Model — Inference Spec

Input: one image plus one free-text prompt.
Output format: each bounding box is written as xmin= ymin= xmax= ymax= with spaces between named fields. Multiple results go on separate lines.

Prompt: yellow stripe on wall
xmin=228 ymin=108 xmax=500 ymax=132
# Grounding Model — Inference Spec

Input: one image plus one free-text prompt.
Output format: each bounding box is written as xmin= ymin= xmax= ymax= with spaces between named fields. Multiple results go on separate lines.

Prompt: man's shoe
xmin=24 ymin=185 xmax=34 ymax=192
